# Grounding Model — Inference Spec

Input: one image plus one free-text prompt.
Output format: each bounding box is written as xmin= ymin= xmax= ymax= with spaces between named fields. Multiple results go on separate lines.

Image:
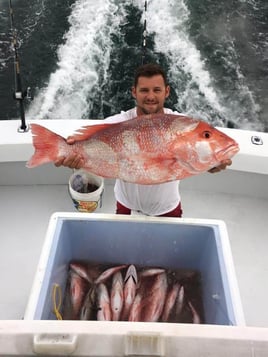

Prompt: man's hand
xmin=54 ymin=155 xmax=84 ymax=169
xmin=54 ymin=136 xmax=85 ymax=169
xmin=208 ymin=159 xmax=232 ymax=173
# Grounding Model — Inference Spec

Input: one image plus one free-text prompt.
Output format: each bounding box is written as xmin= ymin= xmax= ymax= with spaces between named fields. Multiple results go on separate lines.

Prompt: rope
xmin=52 ymin=284 xmax=63 ymax=320
xmin=141 ymin=0 xmax=148 ymax=64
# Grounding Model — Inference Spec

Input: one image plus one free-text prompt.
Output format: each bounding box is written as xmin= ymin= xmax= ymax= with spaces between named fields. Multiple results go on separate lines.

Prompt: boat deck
xmin=0 ymin=163 xmax=267 ymax=327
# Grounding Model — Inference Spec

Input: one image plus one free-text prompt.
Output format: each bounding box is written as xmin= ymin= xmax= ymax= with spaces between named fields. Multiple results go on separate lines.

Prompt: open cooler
xmin=24 ymin=212 xmax=244 ymax=326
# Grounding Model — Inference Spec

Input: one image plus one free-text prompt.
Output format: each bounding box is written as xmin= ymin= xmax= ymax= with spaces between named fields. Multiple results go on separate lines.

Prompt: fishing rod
xmin=9 ymin=0 xmax=30 ymax=132
xmin=141 ymin=0 xmax=148 ymax=65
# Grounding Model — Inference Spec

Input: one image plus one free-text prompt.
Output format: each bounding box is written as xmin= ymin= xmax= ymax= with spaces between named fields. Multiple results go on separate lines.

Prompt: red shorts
xmin=116 ymin=201 xmax=183 ymax=217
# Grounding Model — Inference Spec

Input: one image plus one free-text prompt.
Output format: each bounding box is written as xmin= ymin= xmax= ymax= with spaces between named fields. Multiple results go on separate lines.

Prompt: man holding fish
xmin=29 ymin=64 xmax=237 ymax=217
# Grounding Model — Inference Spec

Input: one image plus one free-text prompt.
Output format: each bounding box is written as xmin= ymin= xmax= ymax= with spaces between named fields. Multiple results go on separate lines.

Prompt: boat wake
xmin=21 ymin=0 xmax=266 ymax=132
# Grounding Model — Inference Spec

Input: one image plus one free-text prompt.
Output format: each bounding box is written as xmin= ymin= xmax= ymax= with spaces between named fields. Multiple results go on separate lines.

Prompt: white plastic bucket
xmin=69 ymin=170 xmax=104 ymax=213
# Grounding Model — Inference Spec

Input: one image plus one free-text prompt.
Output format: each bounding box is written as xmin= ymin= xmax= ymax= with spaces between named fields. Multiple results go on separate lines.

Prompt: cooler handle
xmin=125 ymin=331 xmax=165 ymax=356
xmin=33 ymin=334 xmax=77 ymax=355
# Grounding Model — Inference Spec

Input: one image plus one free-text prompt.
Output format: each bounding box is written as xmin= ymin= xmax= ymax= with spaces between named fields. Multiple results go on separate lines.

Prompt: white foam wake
xmin=27 ymin=0 xmax=122 ymax=119
xmin=136 ymin=0 xmax=224 ymax=121
xmin=135 ymin=0 xmax=263 ymax=130
xmin=26 ymin=0 xmax=264 ymax=130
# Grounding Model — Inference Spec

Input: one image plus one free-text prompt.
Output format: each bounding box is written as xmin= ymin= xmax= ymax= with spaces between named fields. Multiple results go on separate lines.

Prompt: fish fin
xmin=72 ymin=124 xmax=113 ymax=141
xmin=26 ymin=124 xmax=65 ymax=167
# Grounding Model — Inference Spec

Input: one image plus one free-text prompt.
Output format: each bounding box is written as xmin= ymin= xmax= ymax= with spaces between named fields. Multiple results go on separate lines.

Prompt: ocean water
xmin=0 ymin=0 xmax=267 ymax=131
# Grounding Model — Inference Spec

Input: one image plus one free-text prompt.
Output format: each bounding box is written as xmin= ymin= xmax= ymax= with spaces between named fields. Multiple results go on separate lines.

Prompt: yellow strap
xmin=52 ymin=284 xmax=63 ymax=320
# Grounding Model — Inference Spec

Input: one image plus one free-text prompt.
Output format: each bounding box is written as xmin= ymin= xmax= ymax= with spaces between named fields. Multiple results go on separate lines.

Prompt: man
xmin=56 ymin=63 xmax=231 ymax=217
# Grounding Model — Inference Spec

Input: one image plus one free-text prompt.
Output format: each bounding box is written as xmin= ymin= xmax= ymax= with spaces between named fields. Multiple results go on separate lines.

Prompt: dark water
xmin=0 ymin=0 xmax=267 ymax=131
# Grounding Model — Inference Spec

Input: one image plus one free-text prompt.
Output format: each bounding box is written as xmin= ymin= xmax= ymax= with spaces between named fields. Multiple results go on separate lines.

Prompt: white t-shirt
xmin=104 ymin=108 xmax=181 ymax=216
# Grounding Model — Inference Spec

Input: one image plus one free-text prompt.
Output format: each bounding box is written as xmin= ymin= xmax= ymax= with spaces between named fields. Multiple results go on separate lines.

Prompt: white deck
xmin=0 ymin=120 xmax=268 ymax=355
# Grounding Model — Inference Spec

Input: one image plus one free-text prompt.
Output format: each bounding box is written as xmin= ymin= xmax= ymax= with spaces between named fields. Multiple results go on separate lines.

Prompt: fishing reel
xmin=13 ymin=87 xmax=33 ymax=102
xmin=13 ymin=87 xmax=33 ymax=133
xmin=25 ymin=86 xmax=33 ymax=101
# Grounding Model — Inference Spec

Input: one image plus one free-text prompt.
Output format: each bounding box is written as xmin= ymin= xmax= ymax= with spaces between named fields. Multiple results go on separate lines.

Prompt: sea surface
xmin=0 ymin=0 xmax=267 ymax=131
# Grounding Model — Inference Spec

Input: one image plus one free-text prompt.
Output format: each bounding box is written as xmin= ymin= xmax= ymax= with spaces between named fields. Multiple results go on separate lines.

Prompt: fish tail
xmin=26 ymin=124 xmax=66 ymax=167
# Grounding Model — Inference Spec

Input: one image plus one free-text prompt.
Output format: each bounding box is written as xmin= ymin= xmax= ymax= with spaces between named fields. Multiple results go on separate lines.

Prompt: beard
xmin=138 ymin=102 xmax=163 ymax=115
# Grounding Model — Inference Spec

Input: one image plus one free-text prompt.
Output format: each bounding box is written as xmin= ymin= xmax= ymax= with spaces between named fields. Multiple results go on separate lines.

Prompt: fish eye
xmin=202 ymin=131 xmax=212 ymax=139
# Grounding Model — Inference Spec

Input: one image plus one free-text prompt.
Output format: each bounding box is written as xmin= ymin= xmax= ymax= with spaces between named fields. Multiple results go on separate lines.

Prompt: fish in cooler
xmin=141 ymin=272 xmax=168 ymax=322
xmin=94 ymin=264 xmax=126 ymax=285
xmin=161 ymin=282 xmax=181 ymax=322
xmin=188 ymin=301 xmax=201 ymax=324
xmin=62 ymin=262 xmax=202 ymax=324
xmin=70 ymin=272 xmax=87 ymax=319
xmin=110 ymin=271 xmax=124 ymax=321
xmin=122 ymin=265 xmax=138 ymax=321
xmin=97 ymin=283 xmax=112 ymax=321
xmin=80 ymin=285 xmax=97 ymax=320
xmin=128 ymin=293 xmax=143 ymax=322
xmin=69 ymin=262 xmax=93 ymax=283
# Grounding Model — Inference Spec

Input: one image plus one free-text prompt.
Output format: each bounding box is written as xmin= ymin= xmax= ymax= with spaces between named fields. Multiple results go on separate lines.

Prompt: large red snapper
xmin=27 ymin=114 xmax=239 ymax=184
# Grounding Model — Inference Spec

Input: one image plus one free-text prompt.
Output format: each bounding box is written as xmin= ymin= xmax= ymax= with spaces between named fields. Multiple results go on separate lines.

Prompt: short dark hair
xmin=133 ymin=63 xmax=168 ymax=87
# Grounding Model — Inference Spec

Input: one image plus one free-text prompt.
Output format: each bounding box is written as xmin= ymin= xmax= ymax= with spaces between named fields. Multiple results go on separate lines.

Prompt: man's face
xmin=132 ymin=75 xmax=170 ymax=115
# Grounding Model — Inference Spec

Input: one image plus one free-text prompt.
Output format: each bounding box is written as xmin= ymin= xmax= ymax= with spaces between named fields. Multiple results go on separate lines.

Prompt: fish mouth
xmin=216 ymin=143 xmax=240 ymax=160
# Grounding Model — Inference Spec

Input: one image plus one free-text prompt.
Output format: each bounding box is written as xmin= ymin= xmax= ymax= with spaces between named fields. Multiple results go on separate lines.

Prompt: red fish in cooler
xmin=79 ymin=285 xmax=97 ymax=320
xmin=70 ymin=262 xmax=93 ymax=284
xmin=122 ymin=264 xmax=138 ymax=320
xmin=94 ymin=264 xmax=126 ymax=285
xmin=69 ymin=271 xmax=88 ymax=319
xmin=139 ymin=268 xmax=165 ymax=278
xmin=188 ymin=301 xmax=201 ymax=324
xmin=175 ymin=285 xmax=185 ymax=317
xmin=161 ymin=282 xmax=180 ymax=322
xmin=96 ymin=283 xmax=111 ymax=321
xmin=110 ymin=271 xmax=124 ymax=321
xmin=128 ymin=293 xmax=143 ymax=322
xmin=142 ymin=272 xmax=168 ymax=322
